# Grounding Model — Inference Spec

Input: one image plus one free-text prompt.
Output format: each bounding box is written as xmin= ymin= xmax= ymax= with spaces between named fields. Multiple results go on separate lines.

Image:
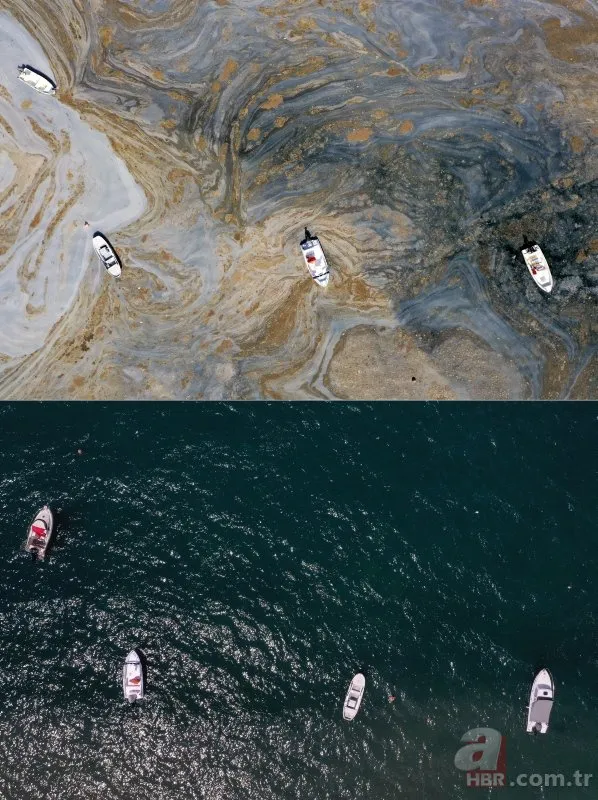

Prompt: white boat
xmin=300 ymin=228 xmax=329 ymax=287
xmin=24 ymin=505 xmax=54 ymax=559
xmin=526 ymin=669 xmax=554 ymax=734
xmin=343 ymin=673 xmax=365 ymax=721
xmin=17 ymin=65 xmax=56 ymax=95
xmin=123 ymin=650 xmax=144 ymax=703
xmin=92 ymin=232 xmax=121 ymax=277
xmin=522 ymin=244 xmax=553 ymax=293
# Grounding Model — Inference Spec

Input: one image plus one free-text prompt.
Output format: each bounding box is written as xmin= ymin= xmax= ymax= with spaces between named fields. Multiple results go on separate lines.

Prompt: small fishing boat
xmin=17 ymin=65 xmax=56 ymax=95
xmin=123 ymin=650 xmax=144 ymax=703
xmin=526 ymin=669 xmax=554 ymax=734
xmin=24 ymin=505 xmax=54 ymax=559
xmin=521 ymin=244 xmax=553 ymax=293
xmin=343 ymin=673 xmax=365 ymax=721
xmin=300 ymin=228 xmax=330 ymax=287
xmin=92 ymin=232 xmax=121 ymax=277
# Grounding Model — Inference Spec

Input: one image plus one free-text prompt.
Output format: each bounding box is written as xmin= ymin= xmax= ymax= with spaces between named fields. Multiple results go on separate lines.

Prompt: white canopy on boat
xmin=18 ymin=66 xmax=56 ymax=95
xmin=123 ymin=649 xmax=144 ymax=703
xmin=526 ymin=669 xmax=554 ymax=734
xmin=343 ymin=673 xmax=365 ymax=721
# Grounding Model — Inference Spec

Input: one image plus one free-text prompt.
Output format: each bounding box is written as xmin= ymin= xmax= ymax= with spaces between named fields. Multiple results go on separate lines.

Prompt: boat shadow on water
xmin=521 ymin=234 xmax=538 ymax=250
xmin=500 ymin=236 xmax=540 ymax=263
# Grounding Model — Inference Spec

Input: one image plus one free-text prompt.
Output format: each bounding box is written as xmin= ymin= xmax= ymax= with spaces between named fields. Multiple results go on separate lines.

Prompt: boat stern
xmin=541 ymin=279 xmax=553 ymax=294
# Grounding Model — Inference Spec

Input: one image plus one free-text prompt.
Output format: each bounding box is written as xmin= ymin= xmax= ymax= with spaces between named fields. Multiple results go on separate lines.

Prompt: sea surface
xmin=0 ymin=402 xmax=596 ymax=799
xmin=1 ymin=1 xmax=598 ymax=399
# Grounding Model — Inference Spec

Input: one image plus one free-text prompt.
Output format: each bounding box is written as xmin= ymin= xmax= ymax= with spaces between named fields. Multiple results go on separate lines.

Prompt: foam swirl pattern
xmin=0 ymin=1 xmax=597 ymax=397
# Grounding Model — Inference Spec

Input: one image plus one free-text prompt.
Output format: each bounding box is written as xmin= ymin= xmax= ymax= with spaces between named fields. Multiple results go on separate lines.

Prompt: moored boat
xmin=17 ymin=65 xmax=56 ymax=95
xmin=123 ymin=649 xmax=144 ymax=703
xmin=92 ymin=232 xmax=121 ymax=277
xmin=526 ymin=669 xmax=554 ymax=734
xmin=521 ymin=244 xmax=553 ymax=293
xmin=24 ymin=505 xmax=54 ymax=559
xmin=300 ymin=228 xmax=329 ymax=287
xmin=343 ymin=672 xmax=365 ymax=721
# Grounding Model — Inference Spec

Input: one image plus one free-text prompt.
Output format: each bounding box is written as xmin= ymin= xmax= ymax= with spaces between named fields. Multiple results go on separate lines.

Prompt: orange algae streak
xmin=220 ymin=59 xmax=238 ymax=82
xmin=347 ymin=127 xmax=373 ymax=142
xmin=99 ymin=26 xmax=113 ymax=47
xmin=261 ymin=94 xmax=284 ymax=110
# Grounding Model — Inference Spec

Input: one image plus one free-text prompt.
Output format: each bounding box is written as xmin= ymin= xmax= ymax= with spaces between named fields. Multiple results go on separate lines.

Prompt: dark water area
xmin=0 ymin=403 xmax=596 ymax=798
xmin=2 ymin=1 xmax=598 ymax=398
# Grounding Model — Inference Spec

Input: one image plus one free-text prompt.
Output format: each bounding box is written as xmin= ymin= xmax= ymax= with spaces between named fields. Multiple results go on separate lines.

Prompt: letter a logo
xmin=454 ymin=728 xmax=503 ymax=772
xmin=455 ymin=728 xmax=506 ymax=787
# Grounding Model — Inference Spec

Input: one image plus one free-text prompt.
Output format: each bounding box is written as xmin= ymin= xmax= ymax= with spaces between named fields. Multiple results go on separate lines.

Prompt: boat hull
xmin=522 ymin=245 xmax=553 ymax=293
xmin=24 ymin=505 xmax=54 ymax=559
xmin=343 ymin=673 xmax=365 ymax=721
xmin=18 ymin=66 xmax=56 ymax=95
xmin=123 ymin=649 xmax=144 ymax=702
xmin=92 ymin=233 xmax=122 ymax=277
xmin=300 ymin=235 xmax=329 ymax=287
xmin=526 ymin=669 xmax=554 ymax=734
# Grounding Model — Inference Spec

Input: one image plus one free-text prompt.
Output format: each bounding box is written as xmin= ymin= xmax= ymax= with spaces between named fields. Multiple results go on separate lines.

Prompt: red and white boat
xmin=123 ymin=649 xmax=144 ymax=703
xmin=300 ymin=228 xmax=329 ymax=287
xmin=522 ymin=244 xmax=553 ymax=293
xmin=24 ymin=505 xmax=54 ymax=559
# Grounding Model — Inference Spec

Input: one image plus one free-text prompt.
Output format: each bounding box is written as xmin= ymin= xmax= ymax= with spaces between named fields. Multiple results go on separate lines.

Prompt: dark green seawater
xmin=0 ymin=403 xmax=596 ymax=800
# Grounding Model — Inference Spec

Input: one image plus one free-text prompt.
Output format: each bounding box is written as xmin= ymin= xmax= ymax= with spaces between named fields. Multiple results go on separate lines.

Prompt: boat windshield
xmin=100 ymin=246 xmax=117 ymax=266
xmin=31 ymin=522 xmax=47 ymax=538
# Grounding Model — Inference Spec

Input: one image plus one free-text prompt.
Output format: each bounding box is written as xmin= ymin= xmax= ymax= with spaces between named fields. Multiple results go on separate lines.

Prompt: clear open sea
xmin=0 ymin=403 xmax=596 ymax=799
